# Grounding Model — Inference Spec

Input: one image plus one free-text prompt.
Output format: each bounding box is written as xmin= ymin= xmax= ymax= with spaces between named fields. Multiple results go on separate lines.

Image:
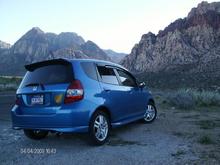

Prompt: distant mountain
xmin=0 ymin=40 xmax=10 ymax=49
xmin=0 ymin=27 xmax=111 ymax=75
xmin=81 ymin=41 xmax=111 ymax=61
xmin=121 ymin=1 xmax=220 ymax=89
xmin=104 ymin=49 xmax=127 ymax=63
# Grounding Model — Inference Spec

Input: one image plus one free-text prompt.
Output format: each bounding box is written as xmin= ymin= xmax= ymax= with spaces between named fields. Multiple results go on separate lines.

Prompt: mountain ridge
xmin=104 ymin=49 xmax=127 ymax=63
xmin=0 ymin=40 xmax=11 ymax=49
xmin=0 ymin=27 xmax=112 ymax=75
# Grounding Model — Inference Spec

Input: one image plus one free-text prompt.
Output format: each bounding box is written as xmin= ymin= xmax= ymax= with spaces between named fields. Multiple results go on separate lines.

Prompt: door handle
xmin=103 ymin=88 xmax=111 ymax=92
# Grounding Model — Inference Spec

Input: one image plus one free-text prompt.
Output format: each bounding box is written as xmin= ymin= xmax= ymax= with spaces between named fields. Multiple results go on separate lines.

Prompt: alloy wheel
xmin=93 ymin=115 xmax=109 ymax=141
xmin=144 ymin=104 xmax=156 ymax=122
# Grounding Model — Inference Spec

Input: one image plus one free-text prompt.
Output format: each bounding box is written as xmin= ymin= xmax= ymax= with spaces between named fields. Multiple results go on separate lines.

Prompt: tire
xmin=89 ymin=111 xmax=110 ymax=145
xmin=24 ymin=129 xmax=48 ymax=140
xmin=142 ymin=102 xmax=157 ymax=123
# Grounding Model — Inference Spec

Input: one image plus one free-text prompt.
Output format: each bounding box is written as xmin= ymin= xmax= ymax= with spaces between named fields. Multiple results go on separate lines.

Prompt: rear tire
xmin=142 ymin=102 xmax=157 ymax=123
xmin=89 ymin=111 xmax=110 ymax=145
xmin=24 ymin=129 xmax=48 ymax=140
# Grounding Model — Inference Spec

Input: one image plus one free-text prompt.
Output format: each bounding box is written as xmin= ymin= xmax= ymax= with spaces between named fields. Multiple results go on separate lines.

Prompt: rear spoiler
xmin=25 ymin=58 xmax=71 ymax=71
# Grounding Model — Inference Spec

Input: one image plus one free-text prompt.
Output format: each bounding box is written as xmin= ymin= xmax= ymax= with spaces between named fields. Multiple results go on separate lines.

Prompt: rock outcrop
xmin=121 ymin=1 xmax=220 ymax=89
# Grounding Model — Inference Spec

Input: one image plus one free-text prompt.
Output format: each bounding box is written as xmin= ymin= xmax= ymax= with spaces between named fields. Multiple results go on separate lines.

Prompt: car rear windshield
xmin=20 ymin=64 xmax=73 ymax=88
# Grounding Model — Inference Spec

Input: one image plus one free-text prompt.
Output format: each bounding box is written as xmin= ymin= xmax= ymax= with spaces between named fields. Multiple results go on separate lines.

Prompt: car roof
xmin=63 ymin=58 xmax=128 ymax=71
xmin=25 ymin=58 xmax=128 ymax=72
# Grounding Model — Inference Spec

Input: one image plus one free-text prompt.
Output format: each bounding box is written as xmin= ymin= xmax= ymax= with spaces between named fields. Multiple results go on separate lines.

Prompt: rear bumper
xmin=12 ymin=126 xmax=88 ymax=133
xmin=11 ymin=105 xmax=90 ymax=133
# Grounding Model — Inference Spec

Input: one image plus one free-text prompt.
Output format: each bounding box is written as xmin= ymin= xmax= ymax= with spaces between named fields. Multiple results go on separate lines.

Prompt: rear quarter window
xmin=20 ymin=64 xmax=73 ymax=88
xmin=80 ymin=62 xmax=98 ymax=80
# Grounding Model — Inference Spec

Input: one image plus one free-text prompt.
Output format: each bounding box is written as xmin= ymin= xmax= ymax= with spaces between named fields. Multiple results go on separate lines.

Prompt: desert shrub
xmin=166 ymin=89 xmax=195 ymax=109
xmin=197 ymin=120 xmax=216 ymax=129
xmin=0 ymin=76 xmax=22 ymax=91
xmin=193 ymin=91 xmax=220 ymax=106
xmin=166 ymin=89 xmax=220 ymax=109
xmin=198 ymin=135 xmax=214 ymax=145
xmin=0 ymin=76 xmax=22 ymax=84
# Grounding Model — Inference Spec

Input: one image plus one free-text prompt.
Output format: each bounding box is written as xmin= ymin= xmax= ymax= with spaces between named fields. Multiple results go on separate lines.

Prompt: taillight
xmin=15 ymin=95 xmax=21 ymax=105
xmin=64 ymin=80 xmax=84 ymax=104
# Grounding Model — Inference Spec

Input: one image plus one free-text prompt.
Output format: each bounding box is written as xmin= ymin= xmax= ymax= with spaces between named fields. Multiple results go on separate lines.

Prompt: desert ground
xmin=0 ymin=90 xmax=219 ymax=165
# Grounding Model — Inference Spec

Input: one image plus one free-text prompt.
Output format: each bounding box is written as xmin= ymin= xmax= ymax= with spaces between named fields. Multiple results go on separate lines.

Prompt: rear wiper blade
xmin=25 ymin=83 xmax=45 ymax=90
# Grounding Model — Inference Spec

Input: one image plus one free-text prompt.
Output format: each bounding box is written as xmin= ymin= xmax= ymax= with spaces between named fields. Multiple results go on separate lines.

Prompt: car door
xmin=96 ymin=65 xmax=131 ymax=122
xmin=115 ymin=69 xmax=147 ymax=116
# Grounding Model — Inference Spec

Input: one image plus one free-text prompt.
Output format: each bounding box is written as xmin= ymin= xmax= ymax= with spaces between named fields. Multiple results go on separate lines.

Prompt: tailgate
xmin=16 ymin=59 xmax=73 ymax=115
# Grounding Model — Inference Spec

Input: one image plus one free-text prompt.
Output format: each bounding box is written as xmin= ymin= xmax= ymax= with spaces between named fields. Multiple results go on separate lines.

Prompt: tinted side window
xmin=81 ymin=62 xmax=98 ymax=80
xmin=117 ymin=69 xmax=137 ymax=87
xmin=97 ymin=66 xmax=119 ymax=85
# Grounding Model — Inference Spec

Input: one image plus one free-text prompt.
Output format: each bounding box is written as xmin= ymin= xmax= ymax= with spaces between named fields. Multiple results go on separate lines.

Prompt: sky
xmin=0 ymin=0 xmax=216 ymax=53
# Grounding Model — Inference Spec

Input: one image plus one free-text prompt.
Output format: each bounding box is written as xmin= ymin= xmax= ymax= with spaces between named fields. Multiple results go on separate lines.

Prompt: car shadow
xmin=18 ymin=121 xmax=142 ymax=148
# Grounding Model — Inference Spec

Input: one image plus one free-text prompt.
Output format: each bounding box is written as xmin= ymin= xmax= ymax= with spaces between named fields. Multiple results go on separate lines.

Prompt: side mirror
xmin=139 ymin=82 xmax=146 ymax=88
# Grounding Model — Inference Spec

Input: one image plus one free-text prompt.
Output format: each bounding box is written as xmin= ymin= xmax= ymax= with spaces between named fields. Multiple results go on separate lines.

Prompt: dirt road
xmin=0 ymin=91 xmax=219 ymax=165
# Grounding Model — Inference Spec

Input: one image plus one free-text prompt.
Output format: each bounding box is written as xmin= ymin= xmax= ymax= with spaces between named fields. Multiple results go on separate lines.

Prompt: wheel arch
xmin=90 ymin=105 xmax=112 ymax=123
xmin=148 ymin=98 xmax=155 ymax=105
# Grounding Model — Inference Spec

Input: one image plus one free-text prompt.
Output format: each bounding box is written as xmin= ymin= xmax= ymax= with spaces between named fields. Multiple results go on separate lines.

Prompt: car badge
xmin=54 ymin=94 xmax=63 ymax=104
xmin=33 ymin=86 xmax=38 ymax=91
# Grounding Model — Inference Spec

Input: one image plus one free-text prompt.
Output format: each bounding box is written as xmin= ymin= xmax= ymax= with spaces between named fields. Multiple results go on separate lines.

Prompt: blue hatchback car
xmin=11 ymin=58 xmax=157 ymax=145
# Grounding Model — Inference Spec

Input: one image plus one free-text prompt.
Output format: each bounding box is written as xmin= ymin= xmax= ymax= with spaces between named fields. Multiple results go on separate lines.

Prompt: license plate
xmin=31 ymin=95 xmax=44 ymax=105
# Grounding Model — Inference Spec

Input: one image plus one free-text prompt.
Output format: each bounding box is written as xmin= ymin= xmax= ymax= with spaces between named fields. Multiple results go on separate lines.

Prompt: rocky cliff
xmin=121 ymin=1 xmax=220 ymax=89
